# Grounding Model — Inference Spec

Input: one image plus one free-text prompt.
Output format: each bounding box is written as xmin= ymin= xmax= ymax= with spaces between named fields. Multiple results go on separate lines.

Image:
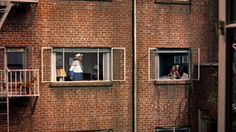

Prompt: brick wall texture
xmin=0 ymin=0 xmax=218 ymax=131
xmin=136 ymin=0 xmax=218 ymax=131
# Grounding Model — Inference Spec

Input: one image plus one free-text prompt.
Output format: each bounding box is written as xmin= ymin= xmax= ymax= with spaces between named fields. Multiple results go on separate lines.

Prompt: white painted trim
xmin=111 ymin=47 xmax=126 ymax=81
xmin=148 ymin=48 xmax=156 ymax=81
xmin=0 ymin=47 xmax=6 ymax=70
xmin=41 ymin=47 xmax=52 ymax=83
xmin=191 ymin=48 xmax=201 ymax=81
xmin=226 ymin=23 xmax=236 ymax=28
xmin=97 ymin=48 xmax=100 ymax=80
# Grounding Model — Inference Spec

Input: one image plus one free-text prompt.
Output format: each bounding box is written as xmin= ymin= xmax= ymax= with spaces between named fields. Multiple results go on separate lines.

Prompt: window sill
xmin=50 ymin=81 xmax=113 ymax=87
xmin=154 ymin=79 xmax=191 ymax=85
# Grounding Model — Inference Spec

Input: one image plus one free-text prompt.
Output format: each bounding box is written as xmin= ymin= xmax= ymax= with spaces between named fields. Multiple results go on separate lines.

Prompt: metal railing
xmin=0 ymin=69 xmax=39 ymax=97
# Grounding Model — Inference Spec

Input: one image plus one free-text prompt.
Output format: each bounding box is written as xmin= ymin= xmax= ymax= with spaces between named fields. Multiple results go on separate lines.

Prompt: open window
xmin=111 ymin=48 xmax=126 ymax=81
xmin=0 ymin=47 xmax=34 ymax=70
xmin=41 ymin=47 xmax=53 ymax=82
xmin=6 ymin=48 xmax=28 ymax=70
xmin=148 ymin=48 xmax=200 ymax=81
xmin=41 ymin=47 xmax=126 ymax=82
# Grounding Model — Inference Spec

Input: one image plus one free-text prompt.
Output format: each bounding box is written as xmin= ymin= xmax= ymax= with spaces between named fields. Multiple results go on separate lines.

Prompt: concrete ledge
xmin=155 ymin=80 xmax=191 ymax=85
xmin=50 ymin=81 xmax=113 ymax=87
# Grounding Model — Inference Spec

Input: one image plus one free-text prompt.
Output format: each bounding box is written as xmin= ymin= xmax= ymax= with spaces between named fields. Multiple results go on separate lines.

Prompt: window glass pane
xmin=158 ymin=51 xmax=189 ymax=80
xmin=7 ymin=52 xmax=24 ymax=69
xmin=103 ymin=52 xmax=110 ymax=80
xmin=54 ymin=48 xmax=110 ymax=81
xmin=82 ymin=53 xmax=97 ymax=80
xmin=229 ymin=29 xmax=236 ymax=131
xmin=56 ymin=53 xmax=63 ymax=68
xmin=229 ymin=0 xmax=236 ymax=23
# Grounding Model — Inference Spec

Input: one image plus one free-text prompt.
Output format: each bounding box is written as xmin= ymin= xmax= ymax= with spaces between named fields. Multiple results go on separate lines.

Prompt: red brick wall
xmin=192 ymin=65 xmax=218 ymax=132
xmin=0 ymin=0 xmax=133 ymax=131
xmin=136 ymin=0 xmax=218 ymax=131
xmin=0 ymin=0 xmax=218 ymax=131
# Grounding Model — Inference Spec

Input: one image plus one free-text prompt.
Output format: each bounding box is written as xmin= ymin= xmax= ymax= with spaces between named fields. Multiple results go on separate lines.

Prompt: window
xmin=0 ymin=47 xmax=33 ymax=70
xmin=227 ymin=0 xmax=236 ymax=23
xmin=41 ymin=47 xmax=125 ymax=82
xmin=198 ymin=109 xmax=210 ymax=132
xmin=7 ymin=48 xmax=27 ymax=69
xmin=148 ymin=48 xmax=200 ymax=81
xmin=155 ymin=0 xmax=191 ymax=5
xmin=0 ymin=47 xmax=35 ymax=83
xmin=225 ymin=0 xmax=236 ymax=131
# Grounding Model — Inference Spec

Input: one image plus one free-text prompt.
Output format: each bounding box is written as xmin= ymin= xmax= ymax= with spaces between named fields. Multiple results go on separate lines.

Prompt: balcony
xmin=0 ymin=69 xmax=39 ymax=97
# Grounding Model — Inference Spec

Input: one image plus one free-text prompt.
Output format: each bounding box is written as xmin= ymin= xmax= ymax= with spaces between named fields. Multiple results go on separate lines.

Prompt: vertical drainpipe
xmin=132 ymin=0 xmax=137 ymax=131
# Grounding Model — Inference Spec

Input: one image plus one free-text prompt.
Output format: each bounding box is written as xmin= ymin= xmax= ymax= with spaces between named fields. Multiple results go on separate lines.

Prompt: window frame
xmin=111 ymin=47 xmax=126 ymax=81
xmin=41 ymin=47 xmax=53 ymax=83
xmin=6 ymin=48 xmax=28 ymax=70
xmin=54 ymin=48 xmax=111 ymax=82
xmin=0 ymin=47 xmax=30 ymax=70
xmin=0 ymin=47 xmax=7 ymax=70
xmin=41 ymin=47 xmax=126 ymax=83
xmin=148 ymin=48 xmax=200 ymax=81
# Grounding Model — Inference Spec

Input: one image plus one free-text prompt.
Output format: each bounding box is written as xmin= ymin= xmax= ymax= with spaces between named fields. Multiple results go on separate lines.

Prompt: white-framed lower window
xmin=6 ymin=48 xmax=27 ymax=69
xmin=0 ymin=47 xmax=34 ymax=70
xmin=41 ymin=47 xmax=126 ymax=82
xmin=148 ymin=48 xmax=200 ymax=81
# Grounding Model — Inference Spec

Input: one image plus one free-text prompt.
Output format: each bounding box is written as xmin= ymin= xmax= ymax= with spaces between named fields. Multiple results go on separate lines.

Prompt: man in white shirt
xmin=69 ymin=53 xmax=83 ymax=81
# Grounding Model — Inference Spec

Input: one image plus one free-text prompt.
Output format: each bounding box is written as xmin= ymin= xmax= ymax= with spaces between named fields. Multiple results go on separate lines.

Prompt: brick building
xmin=0 ymin=0 xmax=218 ymax=132
xmin=218 ymin=0 xmax=236 ymax=131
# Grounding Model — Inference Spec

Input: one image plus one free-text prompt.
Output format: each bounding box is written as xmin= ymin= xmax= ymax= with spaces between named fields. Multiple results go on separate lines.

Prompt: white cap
xmin=75 ymin=53 xmax=83 ymax=57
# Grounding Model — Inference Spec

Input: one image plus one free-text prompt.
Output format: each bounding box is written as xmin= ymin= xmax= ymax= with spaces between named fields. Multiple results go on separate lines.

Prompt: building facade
xmin=218 ymin=0 xmax=236 ymax=132
xmin=0 ymin=0 xmax=218 ymax=131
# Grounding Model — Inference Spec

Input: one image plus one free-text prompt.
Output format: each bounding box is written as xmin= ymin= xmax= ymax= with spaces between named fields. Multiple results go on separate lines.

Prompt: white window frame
xmin=0 ymin=47 xmax=7 ymax=70
xmin=53 ymin=48 xmax=110 ymax=82
xmin=148 ymin=48 xmax=200 ymax=81
xmin=41 ymin=47 xmax=126 ymax=82
xmin=0 ymin=47 xmax=30 ymax=70
xmin=111 ymin=47 xmax=126 ymax=81
xmin=148 ymin=48 xmax=157 ymax=81
xmin=41 ymin=47 xmax=53 ymax=83
xmin=6 ymin=48 xmax=27 ymax=70
xmin=190 ymin=48 xmax=200 ymax=81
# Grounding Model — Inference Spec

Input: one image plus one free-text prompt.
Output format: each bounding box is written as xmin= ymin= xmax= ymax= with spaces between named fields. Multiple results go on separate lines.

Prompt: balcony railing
xmin=0 ymin=69 xmax=39 ymax=97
